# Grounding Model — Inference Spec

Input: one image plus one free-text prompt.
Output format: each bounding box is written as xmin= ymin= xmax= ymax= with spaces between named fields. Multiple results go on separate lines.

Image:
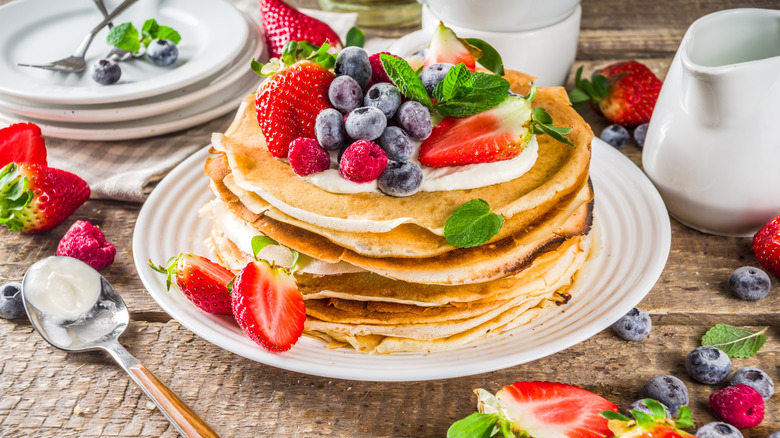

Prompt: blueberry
xmin=420 ymin=62 xmax=453 ymax=95
xmin=0 ymin=282 xmax=25 ymax=319
xmin=146 ymin=39 xmax=178 ymax=66
xmin=625 ymin=399 xmax=669 ymax=419
xmin=730 ymin=367 xmax=774 ymax=401
xmin=397 ymin=101 xmax=432 ymax=140
xmin=642 ymin=375 xmax=689 ymax=415
xmin=686 ymin=346 xmax=731 ymax=384
xmin=334 ymin=46 xmax=372 ymax=90
xmin=611 ymin=307 xmax=651 ymax=341
xmin=364 ymin=83 xmax=401 ymax=119
xmin=377 ymin=161 xmax=423 ymax=197
xmin=600 ymin=124 xmax=630 ymax=148
xmin=315 ymin=109 xmax=347 ymax=150
xmin=329 ymin=75 xmax=364 ymax=114
xmin=634 ymin=122 xmax=649 ymax=148
xmin=345 ymin=107 xmax=386 ymax=141
xmin=728 ymin=266 xmax=771 ymax=300
xmin=377 ymin=126 xmax=414 ymax=161
xmin=90 ymin=59 xmax=121 ymax=85
xmin=769 ymin=431 xmax=780 ymax=438
xmin=696 ymin=422 xmax=743 ymax=438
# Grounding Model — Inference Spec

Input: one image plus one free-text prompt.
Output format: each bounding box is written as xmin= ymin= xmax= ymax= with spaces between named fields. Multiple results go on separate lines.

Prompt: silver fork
xmin=17 ymin=0 xmax=139 ymax=73
xmin=92 ymin=0 xmax=132 ymax=61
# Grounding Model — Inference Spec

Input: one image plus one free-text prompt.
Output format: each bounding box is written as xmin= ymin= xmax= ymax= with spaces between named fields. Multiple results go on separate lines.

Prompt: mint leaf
xmin=464 ymin=38 xmax=504 ymax=75
xmin=346 ymin=26 xmax=364 ymax=48
xmin=675 ymin=406 xmax=694 ymax=429
xmin=530 ymin=106 xmax=574 ymax=147
xmin=156 ymin=26 xmax=181 ymax=45
xmin=447 ymin=413 xmax=500 ymax=438
xmin=701 ymin=324 xmax=767 ymax=358
xmin=106 ymin=22 xmax=140 ymax=52
xmin=432 ymin=63 xmax=472 ymax=102
xmin=141 ymin=18 xmax=158 ymax=46
xmin=444 ymin=199 xmax=504 ymax=248
xmin=380 ymin=54 xmax=432 ymax=108
xmin=436 ymin=72 xmax=509 ymax=118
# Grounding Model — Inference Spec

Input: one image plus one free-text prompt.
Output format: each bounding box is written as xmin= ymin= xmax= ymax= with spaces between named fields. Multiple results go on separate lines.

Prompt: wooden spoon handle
xmin=128 ymin=363 xmax=221 ymax=438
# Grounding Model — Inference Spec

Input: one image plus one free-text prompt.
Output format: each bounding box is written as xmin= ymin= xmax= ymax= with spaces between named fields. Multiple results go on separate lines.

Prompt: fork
xmin=17 ymin=0 xmax=140 ymax=73
xmin=92 ymin=0 xmax=133 ymax=61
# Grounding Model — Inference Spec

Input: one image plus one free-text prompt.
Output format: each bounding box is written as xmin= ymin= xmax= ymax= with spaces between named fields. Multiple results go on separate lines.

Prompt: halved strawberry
xmin=601 ymin=399 xmax=694 ymax=438
xmin=150 ymin=254 xmax=235 ymax=315
xmin=260 ymin=0 xmax=342 ymax=59
xmin=423 ymin=22 xmax=482 ymax=72
xmin=231 ymin=260 xmax=305 ymax=352
xmin=418 ymin=97 xmax=532 ymax=167
xmin=753 ymin=214 xmax=780 ymax=279
xmin=0 ymin=123 xmax=47 ymax=168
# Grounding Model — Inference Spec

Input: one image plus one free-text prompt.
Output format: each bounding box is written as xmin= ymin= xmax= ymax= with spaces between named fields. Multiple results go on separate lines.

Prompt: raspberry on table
xmin=57 ymin=221 xmax=116 ymax=270
xmin=339 ymin=140 xmax=387 ymax=183
xmin=709 ymin=384 xmax=764 ymax=429
xmin=288 ymin=138 xmax=331 ymax=176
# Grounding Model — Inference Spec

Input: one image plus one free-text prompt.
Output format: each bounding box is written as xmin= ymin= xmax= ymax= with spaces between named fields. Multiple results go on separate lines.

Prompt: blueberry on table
xmin=730 ymin=366 xmax=774 ymax=401
xmin=696 ymin=422 xmax=743 ymax=438
xmin=378 ymin=161 xmax=423 ymax=197
xmin=329 ymin=75 xmax=364 ymax=114
xmin=611 ymin=307 xmax=651 ymax=341
xmin=420 ymin=62 xmax=453 ymax=95
xmin=377 ymin=126 xmax=414 ymax=161
xmin=364 ymin=83 xmax=401 ymax=119
xmin=397 ymin=101 xmax=433 ymax=141
xmin=600 ymin=124 xmax=630 ymax=148
xmin=91 ymin=59 xmax=121 ymax=85
xmin=642 ymin=375 xmax=689 ymax=415
xmin=633 ymin=122 xmax=649 ymax=148
xmin=334 ymin=46 xmax=372 ymax=90
xmin=0 ymin=282 xmax=25 ymax=319
xmin=315 ymin=109 xmax=347 ymax=150
xmin=345 ymin=106 xmax=386 ymax=141
xmin=728 ymin=266 xmax=771 ymax=300
xmin=146 ymin=39 xmax=178 ymax=66
xmin=686 ymin=346 xmax=731 ymax=385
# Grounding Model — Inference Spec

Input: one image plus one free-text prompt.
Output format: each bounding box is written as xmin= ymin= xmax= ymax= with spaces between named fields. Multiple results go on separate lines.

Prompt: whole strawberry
xmin=753 ymin=214 xmax=780 ymax=279
xmin=150 ymin=254 xmax=235 ymax=315
xmin=0 ymin=122 xmax=47 ymax=168
xmin=570 ymin=61 xmax=663 ymax=127
xmin=0 ymin=162 xmax=90 ymax=233
xmin=260 ymin=0 xmax=342 ymax=59
xmin=601 ymin=399 xmax=695 ymax=438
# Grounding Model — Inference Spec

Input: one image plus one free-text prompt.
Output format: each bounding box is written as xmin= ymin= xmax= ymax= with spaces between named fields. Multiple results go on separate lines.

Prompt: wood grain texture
xmin=1 ymin=0 xmax=780 ymax=435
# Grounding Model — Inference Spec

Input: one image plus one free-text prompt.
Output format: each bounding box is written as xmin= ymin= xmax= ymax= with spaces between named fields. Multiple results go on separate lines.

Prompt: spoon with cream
xmin=22 ymin=256 xmax=219 ymax=438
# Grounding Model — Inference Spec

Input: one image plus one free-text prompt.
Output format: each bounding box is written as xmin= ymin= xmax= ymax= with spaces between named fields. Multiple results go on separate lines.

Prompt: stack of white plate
xmin=0 ymin=0 xmax=266 ymax=141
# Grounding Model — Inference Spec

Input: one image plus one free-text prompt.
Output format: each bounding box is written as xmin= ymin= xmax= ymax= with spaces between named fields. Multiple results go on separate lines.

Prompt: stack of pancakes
xmin=204 ymin=71 xmax=594 ymax=354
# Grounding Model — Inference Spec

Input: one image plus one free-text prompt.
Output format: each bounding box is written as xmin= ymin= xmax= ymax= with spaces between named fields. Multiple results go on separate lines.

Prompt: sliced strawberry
xmin=0 ymin=123 xmax=47 ymax=168
xmin=423 ymin=22 xmax=482 ymax=72
xmin=418 ymin=97 xmax=532 ymax=167
xmin=753 ymin=214 xmax=780 ymax=279
xmin=0 ymin=162 xmax=89 ymax=233
xmin=150 ymin=254 xmax=234 ymax=315
xmin=259 ymin=0 xmax=342 ymax=59
xmin=231 ymin=260 xmax=305 ymax=352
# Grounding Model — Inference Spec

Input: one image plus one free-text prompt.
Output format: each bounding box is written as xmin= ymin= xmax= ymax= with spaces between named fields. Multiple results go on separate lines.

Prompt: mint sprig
xmin=107 ymin=18 xmax=181 ymax=53
xmin=526 ymin=83 xmax=574 ymax=147
xmin=380 ymin=54 xmax=432 ymax=108
xmin=436 ymin=71 xmax=509 ymax=118
xmin=444 ymin=199 xmax=504 ymax=248
xmin=345 ymin=26 xmax=365 ymax=48
xmin=464 ymin=38 xmax=504 ymax=76
xmin=701 ymin=324 xmax=767 ymax=358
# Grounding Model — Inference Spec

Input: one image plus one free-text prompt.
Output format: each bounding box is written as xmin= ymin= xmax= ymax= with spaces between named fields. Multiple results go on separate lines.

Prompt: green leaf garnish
xmin=675 ymin=406 xmax=693 ymax=429
xmin=141 ymin=19 xmax=159 ymax=46
xmin=701 ymin=324 xmax=767 ymax=358
xmin=436 ymin=72 xmax=510 ymax=118
xmin=444 ymin=199 xmax=504 ymax=248
xmin=380 ymin=53 xmax=433 ymax=108
xmin=446 ymin=412 xmax=500 ymax=438
xmin=106 ymin=22 xmax=140 ymax=52
xmin=253 ymin=41 xmax=336 ymax=76
xmin=432 ymin=63 xmax=472 ymax=102
xmin=0 ymin=163 xmax=33 ymax=232
xmin=599 ymin=410 xmax=630 ymax=421
xmin=529 ymin=98 xmax=574 ymax=147
xmin=155 ymin=25 xmax=181 ymax=45
xmin=641 ymin=398 xmax=668 ymax=419
xmin=464 ymin=38 xmax=504 ymax=76
xmin=569 ymin=66 xmax=615 ymax=106
xmin=346 ymin=26 xmax=365 ymax=48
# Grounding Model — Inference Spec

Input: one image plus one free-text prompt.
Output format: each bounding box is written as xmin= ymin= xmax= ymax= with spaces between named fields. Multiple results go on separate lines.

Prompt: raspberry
xmin=287 ymin=138 xmax=331 ymax=176
xmin=339 ymin=140 xmax=388 ymax=183
xmin=709 ymin=384 xmax=764 ymax=428
xmin=56 ymin=221 xmax=116 ymax=270
xmin=368 ymin=52 xmax=401 ymax=87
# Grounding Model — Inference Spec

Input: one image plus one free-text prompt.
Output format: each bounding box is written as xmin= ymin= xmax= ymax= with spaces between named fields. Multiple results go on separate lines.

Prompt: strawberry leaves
xmin=252 ymin=41 xmax=336 ymax=76
xmin=569 ymin=66 xmax=612 ymax=105
xmin=0 ymin=163 xmax=33 ymax=232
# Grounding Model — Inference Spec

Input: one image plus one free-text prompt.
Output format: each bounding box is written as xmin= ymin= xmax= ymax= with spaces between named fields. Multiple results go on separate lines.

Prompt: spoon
xmin=21 ymin=257 xmax=220 ymax=438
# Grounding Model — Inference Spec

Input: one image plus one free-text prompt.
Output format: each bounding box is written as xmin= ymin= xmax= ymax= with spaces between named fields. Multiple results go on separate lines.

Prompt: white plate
xmin=0 ymin=0 xmax=248 ymax=105
xmin=0 ymin=13 xmax=264 ymax=124
xmin=133 ymin=139 xmax=671 ymax=382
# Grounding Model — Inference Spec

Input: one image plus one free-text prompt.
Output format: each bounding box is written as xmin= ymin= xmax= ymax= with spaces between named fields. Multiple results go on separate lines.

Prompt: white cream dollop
xmin=24 ymin=256 xmax=101 ymax=321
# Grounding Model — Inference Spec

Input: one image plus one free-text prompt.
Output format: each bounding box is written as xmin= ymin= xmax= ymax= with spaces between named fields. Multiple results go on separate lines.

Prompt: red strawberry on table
xmin=570 ymin=60 xmax=662 ymax=127
xmin=149 ymin=253 xmax=235 ymax=315
xmin=0 ymin=162 xmax=89 ymax=233
xmin=259 ymin=0 xmax=342 ymax=59
xmin=0 ymin=122 xmax=47 ymax=168
xmin=231 ymin=260 xmax=305 ymax=352
xmin=753 ymin=214 xmax=780 ymax=279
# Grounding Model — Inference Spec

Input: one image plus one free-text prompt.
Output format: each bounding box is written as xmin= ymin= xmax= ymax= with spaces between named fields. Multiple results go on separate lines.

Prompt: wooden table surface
xmin=2 ymin=0 xmax=779 ymax=436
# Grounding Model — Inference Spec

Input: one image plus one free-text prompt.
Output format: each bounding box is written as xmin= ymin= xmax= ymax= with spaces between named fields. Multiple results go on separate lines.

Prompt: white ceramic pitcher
xmin=642 ymin=8 xmax=780 ymax=237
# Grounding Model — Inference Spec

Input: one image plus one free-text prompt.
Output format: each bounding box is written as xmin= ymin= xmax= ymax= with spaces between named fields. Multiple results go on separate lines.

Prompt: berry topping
xmin=397 ymin=100 xmax=433 ymax=141
xmin=146 ymin=39 xmax=178 ymax=66
xmin=642 ymin=375 xmax=689 ymax=415
xmin=685 ymin=346 xmax=731 ymax=385
xmin=328 ymin=75 xmax=364 ymax=114
xmin=753 ymin=214 xmax=780 ymax=279
xmin=364 ymin=83 xmax=401 ymax=118
xmin=625 ymin=399 xmax=669 ymax=420
xmin=334 ymin=46 xmax=372 ymax=90
xmin=287 ymin=137 xmax=331 ymax=176
xmin=0 ymin=122 xmax=47 ymax=168
xmin=150 ymin=254 xmax=234 ymax=315
xmin=696 ymin=422 xmax=743 ymax=438
xmin=377 ymin=161 xmax=423 ymax=197
xmin=231 ymin=260 xmax=305 ymax=352
xmin=634 ymin=122 xmax=649 ymax=148
xmin=728 ymin=266 xmax=771 ymax=300
xmin=56 ymin=221 xmax=116 ymax=270
xmin=420 ymin=62 xmax=453 ymax=95
xmin=0 ymin=282 xmax=25 ymax=320
xmin=377 ymin=126 xmax=414 ymax=161
xmin=367 ymin=51 xmax=400 ymax=86
xmin=315 ymin=108 xmax=347 ymax=150
xmin=423 ymin=22 xmax=481 ymax=72
xmin=709 ymin=384 xmax=764 ymax=429
xmin=91 ymin=59 xmax=121 ymax=85
xmin=260 ymin=0 xmax=342 ymax=59
xmin=345 ymin=106 xmax=387 ymax=141
xmin=730 ymin=367 xmax=774 ymax=402
xmin=601 ymin=124 xmax=630 ymax=148
xmin=612 ymin=307 xmax=652 ymax=341
xmin=339 ymin=140 xmax=388 ymax=183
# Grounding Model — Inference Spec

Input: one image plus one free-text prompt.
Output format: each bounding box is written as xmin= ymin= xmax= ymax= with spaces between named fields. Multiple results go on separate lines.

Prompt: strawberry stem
xmin=0 ymin=163 xmax=34 ymax=232
xmin=251 ymin=41 xmax=336 ymax=77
